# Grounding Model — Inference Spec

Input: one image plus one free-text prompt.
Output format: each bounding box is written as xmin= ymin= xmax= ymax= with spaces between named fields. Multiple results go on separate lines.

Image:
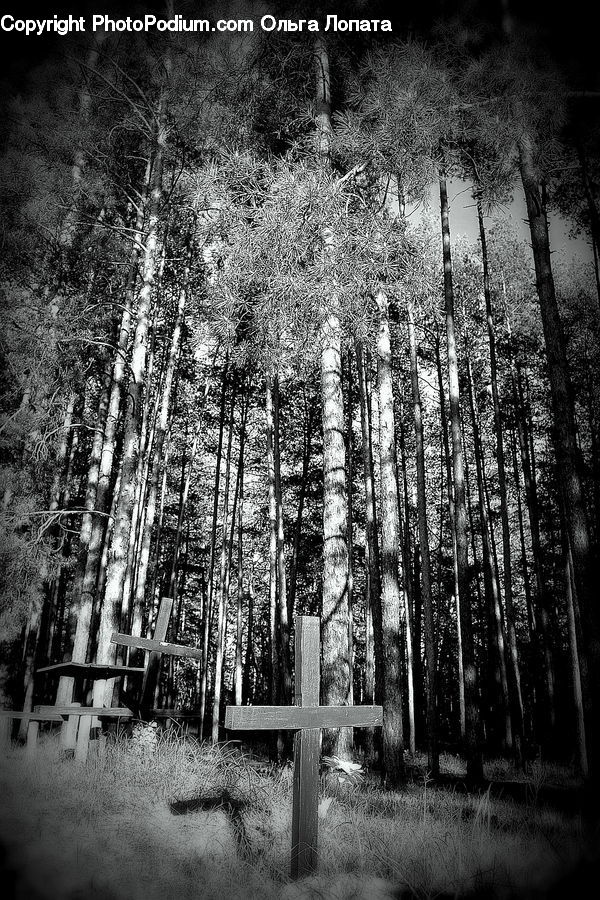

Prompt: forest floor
xmin=0 ymin=731 xmax=597 ymax=900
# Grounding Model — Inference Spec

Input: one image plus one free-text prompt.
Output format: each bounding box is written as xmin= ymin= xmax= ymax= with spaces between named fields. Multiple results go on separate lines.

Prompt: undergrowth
xmin=0 ymin=731 xmax=593 ymax=900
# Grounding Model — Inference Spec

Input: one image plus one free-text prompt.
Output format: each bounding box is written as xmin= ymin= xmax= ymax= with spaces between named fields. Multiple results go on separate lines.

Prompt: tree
xmin=314 ymin=35 xmax=352 ymax=758
xmin=517 ymin=116 xmax=599 ymax=781
xmin=93 ymin=72 xmax=169 ymax=706
xmin=439 ymin=173 xmax=483 ymax=779
xmin=407 ymin=300 xmax=439 ymax=776
xmin=376 ymin=289 xmax=406 ymax=786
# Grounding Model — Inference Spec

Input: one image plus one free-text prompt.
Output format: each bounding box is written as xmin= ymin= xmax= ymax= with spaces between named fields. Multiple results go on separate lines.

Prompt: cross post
xmin=225 ymin=615 xmax=382 ymax=879
xmin=139 ymin=595 xmax=173 ymax=714
xmin=111 ymin=596 xmax=203 ymax=717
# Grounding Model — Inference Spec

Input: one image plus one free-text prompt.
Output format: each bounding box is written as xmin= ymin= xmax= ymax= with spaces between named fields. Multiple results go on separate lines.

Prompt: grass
xmin=0 ymin=731 xmax=595 ymax=900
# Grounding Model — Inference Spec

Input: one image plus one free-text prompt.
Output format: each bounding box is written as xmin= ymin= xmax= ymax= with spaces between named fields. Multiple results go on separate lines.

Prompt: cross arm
xmin=225 ymin=705 xmax=383 ymax=731
xmin=111 ymin=632 xmax=203 ymax=661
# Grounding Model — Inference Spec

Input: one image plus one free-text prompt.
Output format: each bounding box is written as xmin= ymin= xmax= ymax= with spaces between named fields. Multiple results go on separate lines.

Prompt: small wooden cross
xmin=112 ymin=596 xmax=202 ymax=716
xmin=225 ymin=615 xmax=382 ymax=879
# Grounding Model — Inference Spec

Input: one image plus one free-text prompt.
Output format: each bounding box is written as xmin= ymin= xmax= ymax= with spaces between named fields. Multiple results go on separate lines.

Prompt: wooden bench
xmin=35 ymin=662 xmax=144 ymax=728
xmin=31 ymin=598 xmax=173 ymax=761
xmin=34 ymin=705 xmax=134 ymax=762
xmin=34 ymin=659 xmax=143 ymax=762
xmin=0 ymin=709 xmax=64 ymax=760
xmin=36 ymin=661 xmax=146 ymax=679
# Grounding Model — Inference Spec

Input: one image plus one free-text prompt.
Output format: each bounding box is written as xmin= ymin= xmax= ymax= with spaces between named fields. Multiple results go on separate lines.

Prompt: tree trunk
xmin=234 ymin=434 xmax=245 ymax=707
xmin=504 ymin=290 xmax=555 ymax=744
xmin=79 ymin=160 xmax=152 ymax=651
xmin=518 ymin=132 xmax=598 ymax=759
xmin=565 ymin=532 xmax=588 ymax=777
xmin=266 ymin=373 xmax=280 ymax=712
xmin=120 ymin=311 xmax=160 ymax=636
xmin=466 ymin=355 xmax=512 ymax=753
xmin=149 ymin=446 xmax=170 ymax=622
xmin=199 ymin=362 xmax=228 ymax=738
xmin=320 ymin=307 xmax=352 ymax=759
xmin=314 ymin=33 xmax=351 ymax=760
xmin=397 ymin=400 xmax=417 ymax=756
xmin=356 ymin=343 xmax=382 ymax=699
xmin=56 ymin=372 xmax=111 ymax=704
xmin=478 ymin=200 xmax=524 ymax=762
xmin=273 ymin=375 xmax=291 ymax=704
xmin=211 ymin=380 xmax=237 ymax=742
xmin=510 ymin=425 xmax=536 ymax=644
xmin=93 ymin=98 xmax=166 ymax=707
xmin=345 ymin=350 xmax=355 ymax=714
xmin=575 ymin=138 xmax=600 ymax=310
xmin=288 ymin=388 xmax=314 ymax=620
xmin=168 ymin=430 xmax=199 ymax=607
xmin=356 ymin=342 xmax=381 ymax=764
xmin=439 ymin=172 xmax=482 ymax=778
xmin=375 ymin=289 xmax=405 ymax=787
xmin=242 ymin=574 xmax=255 ymax=705
xmin=408 ymin=302 xmax=439 ymax=777
xmin=435 ymin=330 xmax=465 ymax=741
xmin=22 ymin=392 xmax=77 ymax=715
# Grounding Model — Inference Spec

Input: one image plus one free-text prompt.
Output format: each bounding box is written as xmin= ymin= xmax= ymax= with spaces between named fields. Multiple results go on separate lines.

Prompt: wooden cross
xmin=225 ymin=615 xmax=382 ymax=879
xmin=112 ymin=596 xmax=202 ymax=716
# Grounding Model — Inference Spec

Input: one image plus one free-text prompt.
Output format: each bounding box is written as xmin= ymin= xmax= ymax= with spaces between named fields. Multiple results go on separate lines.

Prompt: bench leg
xmin=25 ymin=721 xmax=39 ymax=760
xmin=75 ymin=715 xmax=92 ymax=763
xmin=87 ymin=729 xmax=107 ymax=763
xmin=60 ymin=702 xmax=81 ymax=753
xmin=0 ymin=717 xmax=11 ymax=751
xmin=17 ymin=714 xmax=30 ymax=742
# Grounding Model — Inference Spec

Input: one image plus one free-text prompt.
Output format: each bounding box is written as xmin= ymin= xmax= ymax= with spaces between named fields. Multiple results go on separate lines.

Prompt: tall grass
xmin=0 ymin=732 xmax=590 ymax=899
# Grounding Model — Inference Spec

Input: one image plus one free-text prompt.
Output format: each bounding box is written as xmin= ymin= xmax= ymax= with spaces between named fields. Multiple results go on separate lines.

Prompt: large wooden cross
xmin=112 ymin=596 xmax=202 ymax=716
xmin=225 ymin=615 xmax=382 ymax=879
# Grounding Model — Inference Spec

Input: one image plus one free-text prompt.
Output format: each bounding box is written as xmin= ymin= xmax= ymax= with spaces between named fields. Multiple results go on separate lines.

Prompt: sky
xmin=442 ymin=180 xmax=595 ymax=270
